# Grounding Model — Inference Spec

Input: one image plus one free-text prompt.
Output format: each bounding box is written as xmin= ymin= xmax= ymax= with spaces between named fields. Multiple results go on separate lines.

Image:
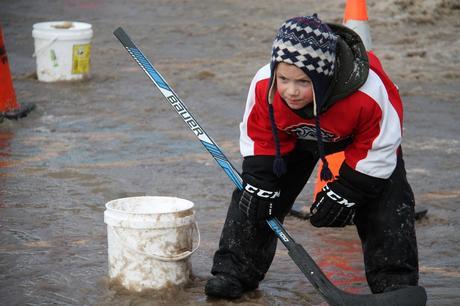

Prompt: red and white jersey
xmin=239 ymin=53 xmax=403 ymax=179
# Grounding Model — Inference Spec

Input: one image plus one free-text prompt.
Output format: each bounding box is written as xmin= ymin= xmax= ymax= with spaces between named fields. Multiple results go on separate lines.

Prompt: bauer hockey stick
xmin=113 ymin=27 xmax=427 ymax=306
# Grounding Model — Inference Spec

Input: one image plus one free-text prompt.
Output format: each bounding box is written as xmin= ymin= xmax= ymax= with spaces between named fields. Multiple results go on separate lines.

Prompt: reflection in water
xmin=316 ymin=234 xmax=368 ymax=294
xmin=0 ymin=131 xmax=13 ymax=169
xmin=0 ymin=131 xmax=14 ymax=207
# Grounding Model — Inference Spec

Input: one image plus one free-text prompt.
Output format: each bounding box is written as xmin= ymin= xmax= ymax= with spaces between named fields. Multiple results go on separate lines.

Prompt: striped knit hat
xmin=267 ymin=14 xmax=337 ymax=180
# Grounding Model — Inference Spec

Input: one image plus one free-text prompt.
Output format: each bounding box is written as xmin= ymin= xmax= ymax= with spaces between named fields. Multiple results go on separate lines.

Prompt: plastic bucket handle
xmin=110 ymin=221 xmax=200 ymax=262
xmin=32 ymin=36 xmax=58 ymax=57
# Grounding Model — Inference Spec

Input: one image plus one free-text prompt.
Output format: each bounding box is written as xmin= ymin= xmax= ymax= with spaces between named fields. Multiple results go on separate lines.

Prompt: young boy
xmin=205 ymin=15 xmax=419 ymax=299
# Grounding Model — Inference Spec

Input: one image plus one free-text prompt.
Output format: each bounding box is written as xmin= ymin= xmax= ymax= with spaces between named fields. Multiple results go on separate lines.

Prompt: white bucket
xmin=32 ymin=21 xmax=93 ymax=82
xmin=104 ymin=196 xmax=200 ymax=292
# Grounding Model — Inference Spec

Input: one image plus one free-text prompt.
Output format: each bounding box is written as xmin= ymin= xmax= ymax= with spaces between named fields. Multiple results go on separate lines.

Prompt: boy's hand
xmin=239 ymin=182 xmax=281 ymax=223
xmin=310 ymin=180 xmax=364 ymax=227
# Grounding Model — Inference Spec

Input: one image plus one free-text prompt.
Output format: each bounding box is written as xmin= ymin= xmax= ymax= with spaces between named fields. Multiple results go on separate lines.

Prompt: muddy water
xmin=1 ymin=1 xmax=459 ymax=305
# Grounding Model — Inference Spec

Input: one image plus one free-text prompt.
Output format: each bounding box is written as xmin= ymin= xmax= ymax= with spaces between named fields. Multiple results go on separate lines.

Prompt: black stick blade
xmin=113 ymin=27 xmax=136 ymax=48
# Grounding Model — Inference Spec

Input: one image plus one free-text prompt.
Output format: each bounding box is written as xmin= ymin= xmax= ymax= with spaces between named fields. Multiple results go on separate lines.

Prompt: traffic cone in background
xmin=311 ymin=0 xmax=372 ymax=200
xmin=343 ymin=0 xmax=372 ymax=51
xmin=0 ymin=25 xmax=35 ymax=122
xmin=312 ymin=152 xmax=344 ymax=198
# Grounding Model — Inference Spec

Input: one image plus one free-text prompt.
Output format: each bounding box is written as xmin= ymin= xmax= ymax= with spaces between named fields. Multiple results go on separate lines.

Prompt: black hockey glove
xmin=310 ymin=179 xmax=365 ymax=227
xmin=239 ymin=182 xmax=281 ymax=224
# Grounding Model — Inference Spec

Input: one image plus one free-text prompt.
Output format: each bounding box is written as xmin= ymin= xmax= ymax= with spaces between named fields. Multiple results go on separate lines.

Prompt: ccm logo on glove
xmin=244 ymin=183 xmax=280 ymax=199
xmin=322 ymin=185 xmax=356 ymax=208
xmin=239 ymin=183 xmax=281 ymax=223
xmin=310 ymin=180 xmax=364 ymax=227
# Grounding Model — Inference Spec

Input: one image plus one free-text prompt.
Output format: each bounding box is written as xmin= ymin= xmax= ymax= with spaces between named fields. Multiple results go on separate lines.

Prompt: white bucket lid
xmin=32 ymin=21 xmax=93 ymax=40
xmin=105 ymin=196 xmax=194 ymax=214
xmin=104 ymin=196 xmax=196 ymax=229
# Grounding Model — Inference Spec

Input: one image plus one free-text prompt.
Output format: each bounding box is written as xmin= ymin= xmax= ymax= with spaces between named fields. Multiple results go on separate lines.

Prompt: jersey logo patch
xmin=284 ymin=123 xmax=341 ymax=142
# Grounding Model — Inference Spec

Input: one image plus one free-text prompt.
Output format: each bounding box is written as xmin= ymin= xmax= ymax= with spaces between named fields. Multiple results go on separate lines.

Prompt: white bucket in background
xmin=32 ymin=21 xmax=93 ymax=82
xmin=104 ymin=196 xmax=200 ymax=292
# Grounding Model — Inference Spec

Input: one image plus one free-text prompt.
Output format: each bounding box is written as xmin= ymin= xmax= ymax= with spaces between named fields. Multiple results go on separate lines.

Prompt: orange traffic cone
xmin=0 ymin=25 xmax=35 ymax=121
xmin=310 ymin=0 xmax=373 ymax=201
xmin=343 ymin=0 xmax=372 ymax=51
xmin=312 ymin=151 xmax=344 ymax=199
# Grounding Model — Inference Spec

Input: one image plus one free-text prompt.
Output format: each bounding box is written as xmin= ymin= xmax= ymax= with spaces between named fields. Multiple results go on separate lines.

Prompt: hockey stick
xmin=113 ymin=27 xmax=427 ymax=306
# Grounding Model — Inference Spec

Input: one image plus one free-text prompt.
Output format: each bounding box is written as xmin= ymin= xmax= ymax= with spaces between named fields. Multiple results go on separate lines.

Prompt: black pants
xmin=210 ymin=149 xmax=419 ymax=293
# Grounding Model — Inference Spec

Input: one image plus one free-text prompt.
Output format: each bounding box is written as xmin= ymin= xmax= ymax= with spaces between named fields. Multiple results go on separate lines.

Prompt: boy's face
xmin=276 ymin=62 xmax=313 ymax=110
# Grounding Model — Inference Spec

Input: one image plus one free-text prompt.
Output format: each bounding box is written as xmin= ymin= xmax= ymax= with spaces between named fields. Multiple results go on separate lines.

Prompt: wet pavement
xmin=1 ymin=0 xmax=459 ymax=305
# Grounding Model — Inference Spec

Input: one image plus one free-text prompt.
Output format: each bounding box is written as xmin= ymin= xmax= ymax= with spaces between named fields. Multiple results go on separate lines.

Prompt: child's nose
xmin=287 ymin=85 xmax=298 ymax=96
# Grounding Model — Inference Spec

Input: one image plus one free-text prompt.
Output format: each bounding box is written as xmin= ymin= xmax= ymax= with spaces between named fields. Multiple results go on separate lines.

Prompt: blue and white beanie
xmin=267 ymin=14 xmax=337 ymax=180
